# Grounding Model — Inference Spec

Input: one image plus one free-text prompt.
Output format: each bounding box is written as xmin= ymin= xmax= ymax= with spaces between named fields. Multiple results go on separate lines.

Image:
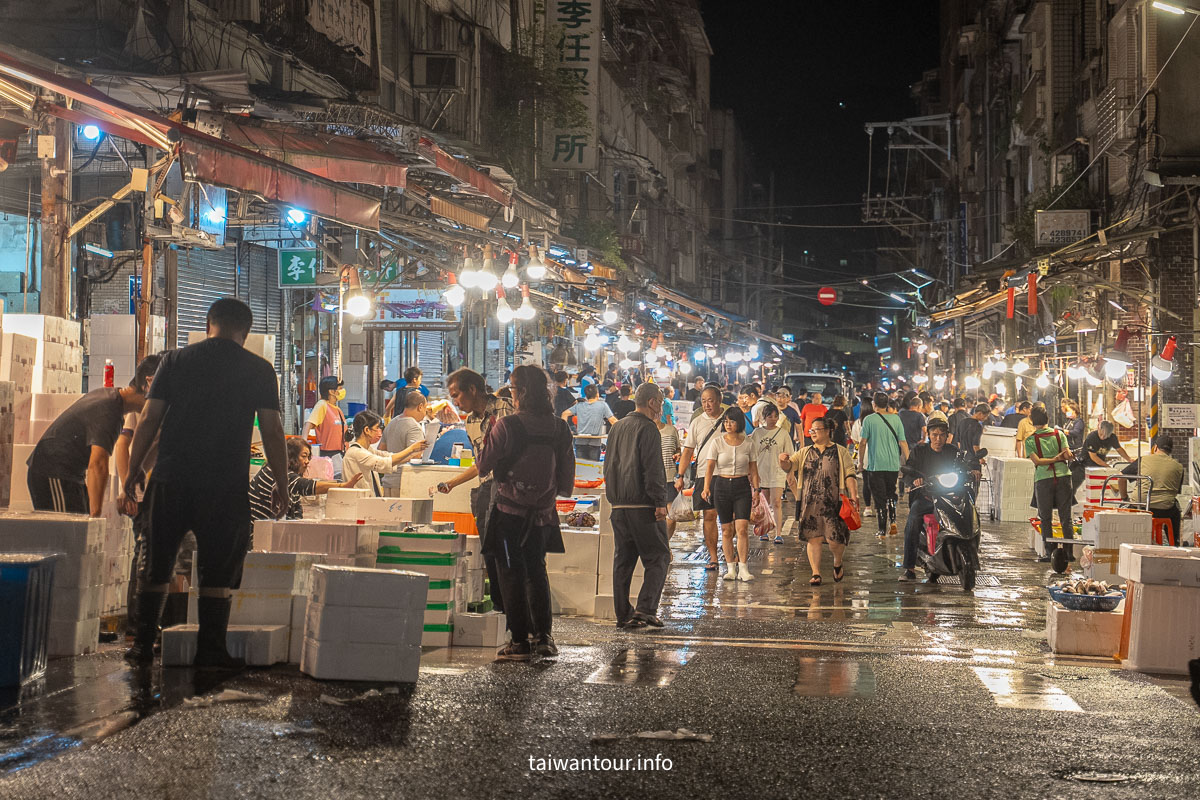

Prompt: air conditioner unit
xmin=413 ymin=52 xmax=467 ymax=93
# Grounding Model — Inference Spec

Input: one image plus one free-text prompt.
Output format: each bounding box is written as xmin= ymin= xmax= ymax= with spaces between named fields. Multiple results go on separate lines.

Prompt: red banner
xmin=1006 ymin=287 xmax=1015 ymax=319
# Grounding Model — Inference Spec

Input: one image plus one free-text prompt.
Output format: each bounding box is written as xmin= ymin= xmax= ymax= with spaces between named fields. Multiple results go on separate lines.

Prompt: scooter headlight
xmin=936 ymin=472 xmax=960 ymax=489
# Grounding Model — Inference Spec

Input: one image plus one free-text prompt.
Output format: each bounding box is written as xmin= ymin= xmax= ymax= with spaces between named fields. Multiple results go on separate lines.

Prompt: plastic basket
xmin=1047 ymin=586 xmax=1124 ymax=612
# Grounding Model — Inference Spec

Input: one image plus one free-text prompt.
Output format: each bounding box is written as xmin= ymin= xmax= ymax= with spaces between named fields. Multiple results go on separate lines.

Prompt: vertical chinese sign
xmin=542 ymin=1 xmax=600 ymax=171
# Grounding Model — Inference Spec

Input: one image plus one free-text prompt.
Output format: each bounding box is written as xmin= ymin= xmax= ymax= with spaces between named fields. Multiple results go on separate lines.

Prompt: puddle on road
xmin=972 ymin=667 xmax=1083 ymax=712
xmin=585 ymin=648 xmax=693 ymax=686
xmin=793 ymin=657 xmax=877 ymax=697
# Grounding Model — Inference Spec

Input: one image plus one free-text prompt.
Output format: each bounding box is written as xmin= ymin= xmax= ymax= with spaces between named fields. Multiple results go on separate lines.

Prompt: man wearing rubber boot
xmin=899 ymin=418 xmax=959 ymax=582
xmin=122 ymin=298 xmax=288 ymax=669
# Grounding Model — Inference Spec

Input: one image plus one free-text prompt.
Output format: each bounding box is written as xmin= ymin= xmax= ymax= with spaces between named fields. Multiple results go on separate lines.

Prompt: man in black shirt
xmin=27 ymin=357 xmax=160 ymax=517
xmin=955 ymin=403 xmax=990 ymax=456
xmin=1079 ymin=420 xmax=1131 ymax=467
xmin=946 ymin=398 xmax=969 ymax=445
xmin=685 ymin=376 xmax=705 ymax=402
xmin=1002 ymin=401 xmax=1031 ymax=429
xmin=552 ymin=371 xmax=577 ymax=419
xmin=610 ymin=383 xmax=636 ymax=420
xmin=899 ymin=418 xmax=961 ymax=581
xmin=122 ymin=298 xmax=288 ymax=669
xmin=898 ymin=395 xmax=927 ymax=449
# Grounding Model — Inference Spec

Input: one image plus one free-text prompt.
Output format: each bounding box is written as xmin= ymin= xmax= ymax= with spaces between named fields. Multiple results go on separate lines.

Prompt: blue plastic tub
xmin=0 ymin=553 xmax=57 ymax=687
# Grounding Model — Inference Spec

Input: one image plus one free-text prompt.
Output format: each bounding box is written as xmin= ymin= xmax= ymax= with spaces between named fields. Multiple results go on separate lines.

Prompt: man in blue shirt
xmin=860 ymin=391 xmax=909 ymax=538
xmin=563 ymin=384 xmax=616 ymax=461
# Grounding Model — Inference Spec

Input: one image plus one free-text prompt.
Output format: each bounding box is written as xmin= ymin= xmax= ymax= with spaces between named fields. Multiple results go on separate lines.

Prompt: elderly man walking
xmin=604 ymin=383 xmax=671 ymax=629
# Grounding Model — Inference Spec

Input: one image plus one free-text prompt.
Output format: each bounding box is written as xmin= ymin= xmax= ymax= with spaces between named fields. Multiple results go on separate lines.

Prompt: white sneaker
xmin=863 ymin=507 xmax=875 ymax=517
xmin=723 ymin=565 xmax=739 ymax=580
xmin=738 ymin=563 xmax=755 ymax=582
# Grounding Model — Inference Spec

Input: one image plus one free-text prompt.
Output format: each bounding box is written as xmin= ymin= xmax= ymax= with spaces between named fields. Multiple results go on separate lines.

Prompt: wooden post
xmin=39 ymin=116 xmax=71 ymax=317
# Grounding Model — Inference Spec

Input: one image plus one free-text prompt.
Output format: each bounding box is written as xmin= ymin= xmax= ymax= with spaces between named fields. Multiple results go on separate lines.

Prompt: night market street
xmin=3 ymin=509 xmax=1196 ymax=800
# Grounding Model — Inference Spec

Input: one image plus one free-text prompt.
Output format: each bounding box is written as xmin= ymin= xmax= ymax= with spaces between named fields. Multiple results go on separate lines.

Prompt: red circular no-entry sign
xmin=818 ymin=287 xmax=838 ymax=306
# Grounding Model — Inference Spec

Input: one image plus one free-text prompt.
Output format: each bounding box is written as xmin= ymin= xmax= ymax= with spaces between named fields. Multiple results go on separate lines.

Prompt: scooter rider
xmin=899 ymin=417 xmax=960 ymax=582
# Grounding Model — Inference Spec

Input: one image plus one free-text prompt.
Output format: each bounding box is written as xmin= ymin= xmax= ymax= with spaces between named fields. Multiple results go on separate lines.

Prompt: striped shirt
xmin=659 ymin=424 xmax=680 ymax=481
xmin=249 ymin=466 xmax=318 ymax=520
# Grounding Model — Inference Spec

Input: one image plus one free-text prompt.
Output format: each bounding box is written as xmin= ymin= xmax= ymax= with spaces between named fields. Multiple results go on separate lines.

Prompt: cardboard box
xmin=357 ymin=497 xmax=434 ymax=525
xmin=300 ymin=636 xmax=421 ymax=682
xmin=452 ymin=612 xmax=506 ymax=648
xmin=161 ymin=624 xmax=289 ymax=666
xmin=1046 ymin=601 xmax=1123 ymax=657
xmin=545 ymin=528 xmax=601 ymax=575
xmin=309 ymin=564 xmax=429 ymax=610
xmin=305 ymin=599 xmax=423 ymax=646
xmin=1124 ymin=582 xmax=1200 ymax=674
xmin=1118 ymin=543 xmax=1200 ymax=587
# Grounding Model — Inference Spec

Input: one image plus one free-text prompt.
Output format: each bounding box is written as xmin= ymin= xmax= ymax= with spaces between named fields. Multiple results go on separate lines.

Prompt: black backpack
xmin=492 ymin=415 xmax=572 ymax=481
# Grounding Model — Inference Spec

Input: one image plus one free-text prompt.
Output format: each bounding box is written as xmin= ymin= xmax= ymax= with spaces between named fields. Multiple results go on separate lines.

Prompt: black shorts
xmin=692 ymin=482 xmax=714 ymax=512
xmin=27 ymin=471 xmax=89 ymax=514
xmin=713 ymin=475 xmax=753 ymax=524
xmin=144 ymin=481 xmax=252 ymax=589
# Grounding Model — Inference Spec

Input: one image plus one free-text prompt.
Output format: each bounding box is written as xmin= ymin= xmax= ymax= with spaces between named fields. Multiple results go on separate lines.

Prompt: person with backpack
xmin=1025 ymin=406 xmax=1074 ymax=563
xmin=474 ymin=365 xmax=576 ymax=661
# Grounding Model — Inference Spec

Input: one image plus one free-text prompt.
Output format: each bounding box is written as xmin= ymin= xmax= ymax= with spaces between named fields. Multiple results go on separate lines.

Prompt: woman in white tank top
xmin=701 ymin=407 xmax=760 ymax=581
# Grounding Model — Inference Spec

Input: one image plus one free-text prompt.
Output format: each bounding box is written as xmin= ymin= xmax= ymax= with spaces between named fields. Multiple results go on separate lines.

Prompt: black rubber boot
xmin=124 ymin=591 xmax=167 ymax=665
xmin=193 ymin=596 xmax=245 ymax=671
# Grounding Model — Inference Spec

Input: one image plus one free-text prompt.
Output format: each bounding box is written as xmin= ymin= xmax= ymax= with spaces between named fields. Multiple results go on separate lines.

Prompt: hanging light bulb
xmin=678 ymin=361 xmax=692 ymax=375
xmin=934 ymin=374 xmax=947 ymax=390
xmin=516 ymin=285 xmax=536 ymax=320
xmin=725 ymin=350 xmax=742 ymax=363
xmin=525 ymin=245 xmax=547 ymax=280
xmin=1086 ymin=362 xmax=1105 ymax=386
xmin=982 ymin=361 xmax=994 ymax=380
xmin=655 ymin=345 xmax=668 ymax=359
xmin=443 ymin=273 xmax=465 ymax=307
xmin=737 ymin=365 xmax=749 ymax=375
xmin=992 ymin=355 xmax=1008 ymax=373
xmin=1012 ymin=358 xmax=1030 ymax=375
xmin=1104 ymin=359 xmax=1128 ymax=380
xmin=501 ymin=250 xmax=520 ymax=289
xmin=928 ymin=350 xmax=940 ymax=360
xmin=1066 ymin=361 xmax=1087 ymax=380
xmin=1035 ymin=370 xmax=1050 ymax=389
xmin=477 ymin=245 xmax=499 ymax=291
xmin=994 ymin=382 xmax=1007 ymax=396
xmin=458 ymin=252 xmax=479 ymax=289
xmin=495 ymin=287 xmax=514 ymax=323
xmin=583 ymin=326 xmax=603 ymax=351
xmin=602 ymin=304 xmax=618 ymax=325
xmin=616 ymin=329 xmax=638 ymax=354
xmin=1151 ymin=336 xmax=1178 ymax=381
xmin=964 ymin=374 xmax=981 ymax=390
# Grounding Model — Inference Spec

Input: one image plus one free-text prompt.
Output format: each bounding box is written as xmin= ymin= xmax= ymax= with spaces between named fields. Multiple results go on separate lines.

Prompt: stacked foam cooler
xmin=0 ymin=380 xmax=12 ymax=509
xmin=1 ymin=327 xmax=36 ymax=499
xmin=988 ymin=457 xmax=1036 ymax=522
xmin=1 ymin=313 xmax=82 ymax=395
xmin=546 ymin=528 xmax=602 ymax=617
xmin=255 ymin=518 xmax=379 ymax=567
xmin=373 ymin=526 xmax=464 ymax=646
xmin=301 ymin=564 xmax=428 ymax=682
xmin=175 ymin=551 xmax=325 ymax=665
xmin=0 ymin=513 xmax=107 ymax=655
xmin=21 ymin=392 xmax=84 ymax=447
xmin=1118 ymin=544 xmax=1200 ymax=675
xmin=1080 ymin=509 xmax=1151 ymax=582
xmin=85 ymin=314 xmax=165 ymax=390
xmin=186 ymin=330 xmax=275 ymax=363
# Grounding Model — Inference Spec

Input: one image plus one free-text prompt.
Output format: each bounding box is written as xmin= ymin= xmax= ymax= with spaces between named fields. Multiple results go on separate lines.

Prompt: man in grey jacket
xmin=603 ymin=383 xmax=670 ymax=629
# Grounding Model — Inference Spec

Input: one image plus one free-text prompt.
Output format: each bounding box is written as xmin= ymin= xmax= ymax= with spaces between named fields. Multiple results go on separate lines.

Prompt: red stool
xmin=1151 ymin=517 xmax=1176 ymax=547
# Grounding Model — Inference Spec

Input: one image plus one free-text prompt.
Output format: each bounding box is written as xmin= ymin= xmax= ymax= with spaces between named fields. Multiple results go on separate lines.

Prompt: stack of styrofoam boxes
xmin=86 ymin=315 xmax=139 ymax=390
xmin=988 ymin=456 xmax=1036 ymax=523
xmin=374 ymin=526 xmax=464 ymax=646
xmin=355 ymin=497 xmax=435 ymax=526
xmin=2 ymin=314 xmax=83 ymax=395
xmin=1045 ymin=599 xmax=1124 ymax=657
xmin=301 ymin=564 xmax=428 ymax=682
xmin=1083 ymin=466 xmax=1123 ymax=508
xmin=1118 ymin=543 xmax=1200 ymax=674
xmin=1080 ymin=509 xmax=1151 ymax=583
xmin=0 ymin=380 xmax=12 ymax=508
xmin=322 ymin=487 xmax=372 ymax=521
xmin=1 ymin=328 xmax=36 ymax=456
xmin=21 ymin=393 xmax=84 ymax=447
xmin=0 ymin=512 xmax=105 ymax=655
xmin=187 ymin=330 xmax=275 ymax=363
xmin=176 ymin=551 xmax=324 ymax=665
xmin=256 ymin=518 xmax=378 ymax=567
xmin=546 ymin=527 xmax=602 ymax=618
xmin=99 ymin=516 xmax=135 ymax=618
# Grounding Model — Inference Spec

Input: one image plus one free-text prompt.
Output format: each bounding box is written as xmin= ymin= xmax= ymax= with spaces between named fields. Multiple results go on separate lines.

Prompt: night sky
xmin=700 ymin=1 xmax=942 ymax=273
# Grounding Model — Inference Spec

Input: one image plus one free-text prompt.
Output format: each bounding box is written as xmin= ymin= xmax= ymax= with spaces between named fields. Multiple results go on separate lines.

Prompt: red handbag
xmin=837 ymin=448 xmax=862 ymax=530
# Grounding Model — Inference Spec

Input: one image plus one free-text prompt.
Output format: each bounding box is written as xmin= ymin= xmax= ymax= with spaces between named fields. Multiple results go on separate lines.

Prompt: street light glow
xmin=1152 ymin=1 xmax=1192 ymax=14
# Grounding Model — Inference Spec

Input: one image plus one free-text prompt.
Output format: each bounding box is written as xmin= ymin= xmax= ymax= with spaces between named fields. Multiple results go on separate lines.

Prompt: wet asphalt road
xmin=2 ymin=506 xmax=1198 ymax=799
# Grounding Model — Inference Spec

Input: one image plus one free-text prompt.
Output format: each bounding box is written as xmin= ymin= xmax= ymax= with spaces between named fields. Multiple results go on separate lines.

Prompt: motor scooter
xmin=902 ymin=448 xmax=985 ymax=591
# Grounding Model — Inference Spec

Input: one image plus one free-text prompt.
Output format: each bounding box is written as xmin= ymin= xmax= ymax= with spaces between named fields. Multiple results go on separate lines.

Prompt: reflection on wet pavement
xmin=585 ymin=649 xmax=693 ymax=686
xmin=793 ymin=658 xmax=877 ymax=697
xmin=973 ymin=667 xmax=1083 ymax=712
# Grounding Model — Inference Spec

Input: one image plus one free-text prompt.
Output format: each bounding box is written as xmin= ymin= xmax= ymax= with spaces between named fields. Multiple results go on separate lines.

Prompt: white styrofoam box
xmin=47 ymin=616 xmax=100 ymax=656
xmin=374 ymin=527 xmax=464 ymax=555
xmin=597 ymin=496 xmax=613 ymax=535
xmin=268 ymin=520 xmax=372 ymax=556
xmin=593 ymin=594 xmax=616 ymax=621
xmin=452 ymin=612 xmax=506 ymax=648
xmin=186 ymin=330 xmax=275 ymax=363
xmin=597 ymin=532 xmax=644 ymax=578
xmin=300 ymin=636 xmax=421 ymax=682
xmin=1081 ymin=511 xmax=1152 ymax=582
xmin=545 ymin=529 xmax=601 ymax=575
xmin=548 ymin=571 xmax=597 ymax=616
xmin=305 ymin=599 xmax=423 ymax=647
xmin=464 ymin=567 xmax=485 ymax=603
xmin=599 ymin=571 xmax=645 ymax=600
xmin=51 ymin=552 xmax=103 ymax=588
xmin=324 ymin=487 xmax=372 ymax=520
xmin=7 ymin=444 xmax=35 ymax=511
xmin=252 ymin=519 xmax=274 ymax=549
xmin=422 ymin=627 xmax=452 ymax=647
xmin=19 ymin=418 xmax=53 ymax=446
xmin=161 ymin=624 xmax=289 ymax=666
xmin=1124 ymin=582 xmax=1200 ymax=674
xmin=183 ymin=589 xmax=294 ymax=626
xmin=0 ymin=512 xmax=104 ymax=553
xmin=357 ymin=497 xmax=434 ymax=525
xmin=397 ymin=464 xmax=476 ymax=514
xmin=979 ymin=425 xmax=1016 ymax=458
xmin=1046 ymin=601 xmax=1123 ymax=657
xmin=464 ymin=537 xmax=483 ymax=571
xmin=310 ymin=564 xmax=429 ymax=610
xmin=51 ymin=583 xmax=101 ymax=621
xmin=289 ymin=595 xmax=308 ymax=663
xmin=1118 ymin=543 xmax=1200 ymax=587
xmin=423 ymin=605 xmax=453 ymax=627
xmin=30 ymin=393 xmax=83 ymax=423
xmin=239 ymin=552 xmax=324 ymax=594
xmin=88 ymin=314 xmax=137 ymax=338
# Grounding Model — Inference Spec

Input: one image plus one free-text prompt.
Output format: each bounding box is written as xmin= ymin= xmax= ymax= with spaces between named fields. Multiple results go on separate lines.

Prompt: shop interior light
xmin=1012 ymin=358 xmax=1030 ymax=374
xmin=204 ymin=206 xmax=226 ymax=224
xmin=344 ymin=290 xmax=372 ymax=318
xmin=81 ymin=124 xmax=102 ymax=141
xmin=583 ymin=326 xmax=604 ymax=351
xmin=1104 ymin=359 xmax=1129 ymax=380
xmin=1035 ymin=370 xmax=1050 ymax=389
xmin=1151 ymin=2 xmax=1196 ymax=16
xmin=878 ymin=326 xmax=889 ymax=335
xmin=928 ymin=350 xmax=939 ymax=360
xmin=1073 ymin=314 xmax=1099 ymax=334
xmin=1086 ymin=363 xmax=1105 ymax=386
xmin=1104 ymin=327 xmax=1134 ymax=378
xmin=982 ymin=361 xmax=994 ymax=379
xmin=525 ymin=245 xmax=547 ymax=280
xmin=616 ymin=330 xmax=639 ymax=354
xmin=1066 ymin=361 xmax=1087 ymax=380
xmin=912 ymin=374 xmax=928 ymax=384
xmin=889 ymin=293 xmax=907 ymax=303
xmin=458 ymin=254 xmax=480 ymax=288
xmin=655 ymin=367 xmax=670 ymax=379
xmin=933 ymin=374 xmax=947 ymax=390
xmin=501 ymin=250 xmax=520 ymax=289
xmin=891 ymin=363 xmax=902 ymax=371
xmin=477 ymin=246 xmax=499 ymax=291
xmin=916 ymin=343 xmax=928 ymax=354
xmin=964 ymin=374 xmax=981 ymax=390
xmin=496 ymin=292 xmax=515 ymax=324
xmin=693 ymin=349 xmax=706 ymax=362
xmin=516 ymin=285 xmax=536 ymax=320
xmin=1151 ymin=336 xmax=1177 ymax=381
xmin=83 ymin=243 xmax=113 ymax=258
xmin=994 ymin=382 xmax=1006 ymax=396
xmin=992 ymin=355 xmax=1008 ymax=373
xmin=711 ymin=357 xmax=723 ymax=366
xmin=600 ymin=304 xmax=618 ymax=325
xmin=285 ymin=208 xmax=307 ymax=225
xmin=655 ymin=345 xmax=669 ymax=359
xmin=737 ymin=365 xmax=749 ymax=375
xmin=749 ymin=361 xmax=762 ymax=370
xmin=880 ymin=316 xmax=893 ymax=324
xmin=679 ymin=361 xmax=693 ymax=374
xmin=442 ymin=273 xmax=465 ymax=307
xmin=725 ymin=350 xmax=743 ymax=363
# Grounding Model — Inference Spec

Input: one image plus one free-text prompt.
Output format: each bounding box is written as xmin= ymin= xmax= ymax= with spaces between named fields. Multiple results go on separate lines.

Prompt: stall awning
xmin=649 ymin=283 xmax=735 ymax=322
xmin=219 ymin=119 xmax=408 ymax=189
xmin=416 ymin=137 xmax=512 ymax=207
xmin=0 ymin=46 xmax=380 ymax=229
xmin=930 ymin=287 xmax=1024 ymax=323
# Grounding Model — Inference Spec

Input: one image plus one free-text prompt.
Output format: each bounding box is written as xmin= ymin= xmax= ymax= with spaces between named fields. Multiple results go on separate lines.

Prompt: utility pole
xmin=765 ymin=170 xmax=775 ymax=330
xmin=38 ymin=116 xmax=71 ymax=318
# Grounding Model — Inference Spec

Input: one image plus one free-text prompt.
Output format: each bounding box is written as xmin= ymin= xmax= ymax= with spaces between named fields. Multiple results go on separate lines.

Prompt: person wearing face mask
xmin=306 ymin=376 xmax=348 ymax=476
xmin=342 ymin=410 xmax=426 ymax=497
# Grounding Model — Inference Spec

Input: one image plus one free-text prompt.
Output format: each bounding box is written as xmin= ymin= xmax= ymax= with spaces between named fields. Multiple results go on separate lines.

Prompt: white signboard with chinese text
xmin=1164 ymin=404 xmax=1200 ymax=429
xmin=542 ymin=0 xmax=600 ymax=171
xmin=1035 ymin=210 xmax=1090 ymax=247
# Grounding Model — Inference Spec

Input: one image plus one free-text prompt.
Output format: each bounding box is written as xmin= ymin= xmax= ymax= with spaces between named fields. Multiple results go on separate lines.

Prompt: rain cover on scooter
xmin=921 ymin=494 xmax=982 ymax=576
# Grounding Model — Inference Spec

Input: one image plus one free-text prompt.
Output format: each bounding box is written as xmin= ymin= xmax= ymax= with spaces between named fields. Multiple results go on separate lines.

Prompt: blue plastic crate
xmin=0 ymin=553 xmax=58 ymax=687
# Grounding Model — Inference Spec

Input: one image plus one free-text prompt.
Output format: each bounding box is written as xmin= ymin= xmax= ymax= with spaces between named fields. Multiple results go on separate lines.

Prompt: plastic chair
xmin=1151 ymin=517 xmax=1176 ymax=547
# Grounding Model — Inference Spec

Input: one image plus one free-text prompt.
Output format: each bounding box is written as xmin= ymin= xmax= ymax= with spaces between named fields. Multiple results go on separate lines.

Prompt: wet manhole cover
xmin=585 ymin=649 xmax=693 ymax=687
xmin=793 ymin=658 xmax=876 ymax=697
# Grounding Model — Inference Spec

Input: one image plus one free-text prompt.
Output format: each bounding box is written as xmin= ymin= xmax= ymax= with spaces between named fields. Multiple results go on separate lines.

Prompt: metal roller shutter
xmin=176 ymin=246 xmax=237 ymax=348
xmin=417 ymin=329 xmax=445 ymax=393
xmin=237 ymin=243 xmax=282 ymax=372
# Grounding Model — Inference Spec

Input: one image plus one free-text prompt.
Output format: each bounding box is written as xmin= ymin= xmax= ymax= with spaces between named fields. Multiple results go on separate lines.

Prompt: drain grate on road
xmin=931 ymin=574 xmax=1000 ymax=587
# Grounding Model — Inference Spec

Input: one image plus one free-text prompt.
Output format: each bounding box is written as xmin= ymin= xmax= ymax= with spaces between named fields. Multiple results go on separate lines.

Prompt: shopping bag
xmin=839 ymin=494 xmax=862 ymax=531
xmin=752 ymin=491 xmax=775 ymax=537
xmin=668 ymin=490 xmax=697 ymax=523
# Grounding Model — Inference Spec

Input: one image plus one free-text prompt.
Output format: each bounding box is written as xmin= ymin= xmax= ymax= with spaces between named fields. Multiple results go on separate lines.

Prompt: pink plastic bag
xmin=306 ymin=456 xmax=334 ymax=481
xmin=752 ymin=491 xmax=775 ymax=538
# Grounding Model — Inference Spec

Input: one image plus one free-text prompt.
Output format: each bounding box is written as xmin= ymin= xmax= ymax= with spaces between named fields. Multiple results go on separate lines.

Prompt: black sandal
xmin=809 ymin=574 xmax=822 ymax=586
xmin=833 ymin=564 xmax=844 ymax=583
xmin=703 ymin=562 xmax=718 ymax=571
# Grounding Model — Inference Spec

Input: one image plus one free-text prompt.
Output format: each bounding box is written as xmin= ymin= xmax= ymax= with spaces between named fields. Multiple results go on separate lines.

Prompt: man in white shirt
xmin=381 ymin=390 xmax=428 ymax=491
xmin=674 ymin=386 xmax=724 ymax=570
